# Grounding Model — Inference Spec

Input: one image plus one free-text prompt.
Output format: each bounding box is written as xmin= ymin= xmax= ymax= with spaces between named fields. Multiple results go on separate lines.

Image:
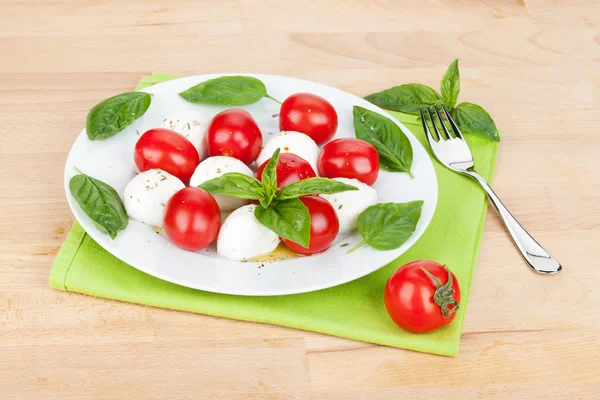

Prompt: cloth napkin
xmin=50 ymin=73 xmax=499 ymax=356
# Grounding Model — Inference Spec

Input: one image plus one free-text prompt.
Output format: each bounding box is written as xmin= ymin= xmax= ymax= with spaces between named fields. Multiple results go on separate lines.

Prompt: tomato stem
xmin=420 ymin=266 xmax=459 ymax=318
xmin=265 ymin=94 xmax=282 ymax=105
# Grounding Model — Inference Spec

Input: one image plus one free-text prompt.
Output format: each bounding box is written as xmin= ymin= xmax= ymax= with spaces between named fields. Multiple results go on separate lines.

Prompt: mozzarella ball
xmin=124 ymin=169 xmax=185 ymax=228
xmin=321 ymin=177 xmax=378 ymax=233
xmin=256 ymin=131 xmax=319 ymax=172
xmin=189 ymin=156 xmax=254 ymax=211
xmin=217 ymin=204 xmax=280 ymax=261
xmin=161 ymin=114 xmax=208 ymax=159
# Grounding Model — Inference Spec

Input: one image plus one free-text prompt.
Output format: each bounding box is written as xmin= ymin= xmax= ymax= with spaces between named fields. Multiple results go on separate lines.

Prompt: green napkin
xmin=50 ymin=73 xmax=498 ymax=356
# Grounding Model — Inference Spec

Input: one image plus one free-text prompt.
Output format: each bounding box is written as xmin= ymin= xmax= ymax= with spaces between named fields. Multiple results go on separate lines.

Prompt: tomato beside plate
xmin=384 ymin=260 xmax=461 ymax=333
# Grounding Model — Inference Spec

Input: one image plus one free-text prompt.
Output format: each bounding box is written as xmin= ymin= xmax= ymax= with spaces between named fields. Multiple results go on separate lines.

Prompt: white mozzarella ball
xmin=189 ymin=156 xmax=254 ymax=211
xmin=217 ymin=204 xmax=280 ymax=261
xmin=256 ymin=131 xmax=319 ymax=172
xmin=124 ymin=169 xmax=185 ymax=228
xmin=161 ymin=114 xmax=208 ymax=159
xmin=321 ymin=177 xmax=378 ymax=233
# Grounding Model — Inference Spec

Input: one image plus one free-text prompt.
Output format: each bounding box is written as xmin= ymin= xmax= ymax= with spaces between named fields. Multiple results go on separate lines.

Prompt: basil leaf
xmin=254 ymin=198 xmax=310 ymax=248
xmin=179 ymin=76 xmax=269 ymax=106
xmin=441 ymin=59 xmax=460 ymax=109
xmin=277 ymin=178 xmax=357 ymax=200
xmin=364 ymin=84 xmax=441 ymax=115
xmin=260 ymin=148 xmax=281 ymax=208
xmin=353 ymin=106 xmax=414 ymax=178
xmin=452 ymin=102 xmax=500 ymax=142
xmin=69 ymin=171 xmax=128 ymax=239
xmin=86 ymin=92 xmax=151 ymax=141
xmin=349 ymin=201 xmax=423 ymax=253
xmin=198 ymin=172 xmax=265 ymax=200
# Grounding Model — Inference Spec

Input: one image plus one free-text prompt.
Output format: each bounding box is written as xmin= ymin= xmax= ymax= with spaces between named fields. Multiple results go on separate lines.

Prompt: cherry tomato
xmin=279 ymin=93 xmax=338 ymax=145
xmin=384 ymin=260 xmax=461 ymax=333
xmin=163 ymin=187 xmax=221 ymax=251
xmin=134 ymin=128 xmax=200 ymax=183
xmin=255 ymin=153 xmax=316 ymax=188
xmin=317 ymin=138 xmax=379 ymax=186
xmin=281 ymin=195 xmax=339 ymax=255
xmin=206 ymin=109 xmax=262 ymax=165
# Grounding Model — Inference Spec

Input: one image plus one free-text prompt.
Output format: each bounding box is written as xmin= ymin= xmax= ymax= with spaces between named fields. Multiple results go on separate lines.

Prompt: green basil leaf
xmin=441 ymin=59 xmax=460 ymax=109
xmin=254 ymin=198 xmax=310 ymax=248
xmin=262 ymin=147 xmax=280 ymax=186
xmin=258 ymin=195 xmax=273 ymax=210
xmin=277 ymin=178 xmax=357 ymax=200
xmin=258 ymin=148 xmax=281 ymax=209
xmin=179 ymin=76 xmax=268 ymax=106
xmin=86 ymin=92 xmax=151 ymax=141
xmin=349 ymin=201 xmax=423 ymax=253
xmin=69 ymin=171 xmax=129 ymax=239
xmin=353 ymin=106 xmax=414 ymax=178
xmin=452 ymin=102 xmax=500 ymax=142
xmin=198 ymin=172 xmax=265 ymax=200
xmin=364 ymin=84 xmax=442 ymax=115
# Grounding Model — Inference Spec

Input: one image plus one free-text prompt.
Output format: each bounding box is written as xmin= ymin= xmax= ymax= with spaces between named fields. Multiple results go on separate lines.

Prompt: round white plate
xmin=64 ymin=74 xmax=438 ymax=296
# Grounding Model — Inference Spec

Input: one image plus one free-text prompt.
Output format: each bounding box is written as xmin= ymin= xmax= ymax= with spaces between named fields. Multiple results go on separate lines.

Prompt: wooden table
xmin=1 ymin=1 xmax=599 ymax=398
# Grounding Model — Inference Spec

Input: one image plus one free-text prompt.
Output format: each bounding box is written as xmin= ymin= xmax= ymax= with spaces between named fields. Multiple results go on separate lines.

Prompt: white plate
xmin=64 ymin=74 xmax=438 ymax=296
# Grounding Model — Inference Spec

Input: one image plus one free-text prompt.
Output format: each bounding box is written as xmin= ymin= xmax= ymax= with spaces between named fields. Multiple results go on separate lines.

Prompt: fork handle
xmin=463 ymin=170 xmax=562 ymax=274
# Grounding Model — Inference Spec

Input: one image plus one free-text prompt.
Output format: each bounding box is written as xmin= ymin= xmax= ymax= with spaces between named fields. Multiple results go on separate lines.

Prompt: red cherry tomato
xmin=317 ymin=138 xmax=379 ymax=185
xmin=255 ymin=153 xmax=316 ymax=188
xmin=279 ymin=93 xmax=338 ymax=145
xmin=163 ymin=187 xmax=221 ymax=251
xmin=134 ymin=128 xmax=200 ymax=183
xmin=384 ymin=260 xmax=461 ymax=333
xmin=281 ymin=195 xmax=339 ymax=255
xmin=205 ymin=109 xmax=262 ymax=165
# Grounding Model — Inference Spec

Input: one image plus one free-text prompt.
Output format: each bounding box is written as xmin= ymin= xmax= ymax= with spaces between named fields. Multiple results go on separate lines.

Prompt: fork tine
xmin=419 ymin=107 xmax=436 ymax=143
xmin=426 ymin=106 xmax=444 ymax=140
xmin=433 ymin=105 xmax=454 ymax=139
xmin=441 ymin=104 xmax=464 ymax=140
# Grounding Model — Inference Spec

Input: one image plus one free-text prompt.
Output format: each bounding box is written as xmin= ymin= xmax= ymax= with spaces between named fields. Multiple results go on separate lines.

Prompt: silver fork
xmin=420 ymin=104 xmax=561 ymax=274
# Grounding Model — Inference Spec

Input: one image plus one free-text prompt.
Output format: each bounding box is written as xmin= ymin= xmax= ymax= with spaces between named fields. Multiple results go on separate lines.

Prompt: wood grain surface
xmin=1 ymin=1 xmax=599 ymax=399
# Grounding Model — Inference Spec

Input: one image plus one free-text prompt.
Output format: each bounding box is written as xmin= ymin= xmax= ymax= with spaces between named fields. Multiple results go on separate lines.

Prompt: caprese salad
xmin=70 ymin=75 xmax=423 ymax=262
